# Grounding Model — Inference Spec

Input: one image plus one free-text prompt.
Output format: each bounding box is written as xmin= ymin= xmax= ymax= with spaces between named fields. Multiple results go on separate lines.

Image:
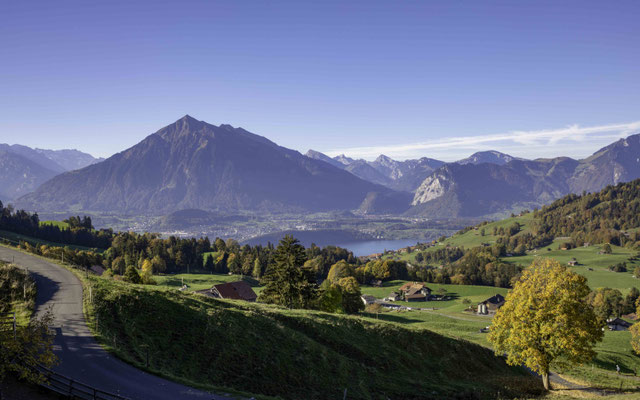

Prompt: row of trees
xmin=0 ymin=202 xmax=113 ymax=249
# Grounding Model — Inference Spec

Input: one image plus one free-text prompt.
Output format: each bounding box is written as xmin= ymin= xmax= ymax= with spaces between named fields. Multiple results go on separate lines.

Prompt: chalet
xmin=477 ymin=294 xmax=506 ymax=315
xmin=370 ymin=279 xmax=383 ymax=287
xmin=399 ymin=282 xmax=432 ymax=295
xmin=385 ymin=292 xmax=401 ymax=302
xmin=196 ymin=281 xmax=257 ymax=302
xmin=400 ymin=283 xmax=432 ymax=302
xmin=607 ymin=318 xmax=633 ymax=331
xmin=361 ymin=295 xmax=377 ymax=306
xmin=567 ymin=259 xmax=578 ymax=266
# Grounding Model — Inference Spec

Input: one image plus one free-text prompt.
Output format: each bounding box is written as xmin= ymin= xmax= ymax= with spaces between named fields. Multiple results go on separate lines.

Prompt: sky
xmin=1 ymin=0 xmax=639 ymax=161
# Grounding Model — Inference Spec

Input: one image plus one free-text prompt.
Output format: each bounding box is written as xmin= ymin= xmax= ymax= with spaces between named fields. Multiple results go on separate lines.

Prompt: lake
xmin=335 ymin=239 xmax=420 ymax=257
xmin=244 ymin=230 xmax=420 ymax=257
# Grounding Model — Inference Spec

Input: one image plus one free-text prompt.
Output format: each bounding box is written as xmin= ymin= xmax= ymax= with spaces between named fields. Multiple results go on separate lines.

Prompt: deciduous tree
xmin=488 ymin=259 xmax=603 ymax=390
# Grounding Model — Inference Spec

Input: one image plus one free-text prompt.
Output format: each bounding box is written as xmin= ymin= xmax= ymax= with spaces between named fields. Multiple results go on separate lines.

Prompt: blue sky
xmin=1 ymin=0 xmax=639 ymax=161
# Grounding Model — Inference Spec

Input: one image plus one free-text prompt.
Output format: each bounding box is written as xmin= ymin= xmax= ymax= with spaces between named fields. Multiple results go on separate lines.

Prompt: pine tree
xmin=252 ymin=258 xmax=262 ymax=278
xmin=259 ymin=235 xmax=317 ymax=308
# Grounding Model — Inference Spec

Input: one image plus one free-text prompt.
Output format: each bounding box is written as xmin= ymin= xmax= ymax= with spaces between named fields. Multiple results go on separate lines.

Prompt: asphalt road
xmin=0 ymin=245 xmax=232 ymax=400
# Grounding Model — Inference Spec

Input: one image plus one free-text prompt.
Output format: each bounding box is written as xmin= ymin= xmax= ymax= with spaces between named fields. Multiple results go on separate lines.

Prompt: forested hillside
xmin=532 ymin=178 xmax=640 ymax=246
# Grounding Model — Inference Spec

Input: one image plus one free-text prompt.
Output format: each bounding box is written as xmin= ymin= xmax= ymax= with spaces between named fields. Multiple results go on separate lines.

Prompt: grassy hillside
xmin=39 ymin=220 xmax=70 ymax=229
xmin=154 ymin=273 xmax=263 ymax=295
xmin=507 ymin=240 xmax=640 ymax=292
xmin=84 ymin=276 xmax=542 ymax=400
xmin=0 ymin=229 xmax=96 ymax=251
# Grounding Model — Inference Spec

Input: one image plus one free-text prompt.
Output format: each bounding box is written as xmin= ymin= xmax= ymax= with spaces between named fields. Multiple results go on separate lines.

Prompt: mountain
xmin=305 ymin=151 xmax=444 ymax=192
xmin=569 ymin=134 xmax=640 ymax=193
xmin=0 ymin=150 xmax=61 ymax=201
xmin=0 ymin=144 xmax=66 ymax=174
xmin=0 ymin=144 xmax=103 ymax=201
xmin=456 ymin=150 xmax=522 ymax=165
xmin=409 ymin=134 xmax=640 ymax=218
xmin=304 ymin=149 xmax=344 ymax=169
xmin=18 ymin=116 xmax=408 ymax=214
xmin=35 ymin=148 xmax=104 ymax=171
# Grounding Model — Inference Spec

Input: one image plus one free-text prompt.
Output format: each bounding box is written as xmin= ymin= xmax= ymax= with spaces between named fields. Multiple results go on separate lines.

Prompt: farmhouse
xmin=477 ymin=294 xmax=506 ymax=315
xmin=398 ymin=282 xmax=432 ymax=302
xmin=196 ymin=281 xmax=257 ymax=302
xmin=385 ymin=292 xmax=401 ymax=302
xmin=361 ymin=295 xmax=377 ymax=306
xmin=606 ymin=318 xmax=633 ymax=331
xmin=567 ymin=259 xmax=577 ymax=266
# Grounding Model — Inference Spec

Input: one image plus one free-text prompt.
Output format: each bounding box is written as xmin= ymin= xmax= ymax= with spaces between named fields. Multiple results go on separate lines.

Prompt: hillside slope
xmin=0 ymin=150 xmax=60 ymax=201
xmin=88 ymin=277 xmax=542 ymax=399
xmin=18 ymin=116 xmax=406 ymax=214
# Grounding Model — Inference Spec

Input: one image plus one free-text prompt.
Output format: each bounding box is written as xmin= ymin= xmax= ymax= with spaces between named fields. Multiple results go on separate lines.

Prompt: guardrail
xmin=32 ymin=363 xmax=130 ymax=400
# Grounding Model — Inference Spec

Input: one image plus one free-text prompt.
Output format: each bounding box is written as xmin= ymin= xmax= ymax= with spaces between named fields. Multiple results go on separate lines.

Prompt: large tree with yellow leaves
xmin=488 ymin=259 xmax=603 ymax=390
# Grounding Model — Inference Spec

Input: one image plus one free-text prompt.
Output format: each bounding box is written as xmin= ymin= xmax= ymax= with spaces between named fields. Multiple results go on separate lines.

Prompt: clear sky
xmin=1 ymin=0 xmax=639 ymax=161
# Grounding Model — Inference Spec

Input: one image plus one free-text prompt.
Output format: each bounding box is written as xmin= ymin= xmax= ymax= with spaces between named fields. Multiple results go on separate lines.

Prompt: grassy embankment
xmin=0 ymin=262 xmax=36 ymax=325
xmin=82 ymin=275 xmax=542 ymax=400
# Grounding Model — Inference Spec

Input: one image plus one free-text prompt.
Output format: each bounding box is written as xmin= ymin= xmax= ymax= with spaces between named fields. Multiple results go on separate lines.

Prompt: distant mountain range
xmin=305 ymin=150 xmax=444 ymax=192
xmin=409 ymin=134 xmax=640 ymax=217
xmin=0 ymin=144 xmax=102 ymax=201
xmin=456 ymin=150 xmax=523 ymax=166
xmin=18 ymin=116 xmax=409 ymax=214
xmin=6 ymin=116 xmax=640 ymax=219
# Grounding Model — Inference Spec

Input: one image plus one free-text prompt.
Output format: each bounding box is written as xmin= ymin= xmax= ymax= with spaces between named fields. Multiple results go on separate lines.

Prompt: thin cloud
xmin=324 ymin=121 xmax=640 ymax=161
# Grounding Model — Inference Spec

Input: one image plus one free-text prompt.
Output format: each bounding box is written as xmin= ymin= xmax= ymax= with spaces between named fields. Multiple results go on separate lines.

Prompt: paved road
xmin=0 ymin=246 xmax=231 ymax=400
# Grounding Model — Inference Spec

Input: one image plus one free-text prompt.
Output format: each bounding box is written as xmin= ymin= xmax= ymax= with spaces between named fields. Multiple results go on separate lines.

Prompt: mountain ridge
xmin=409 ymin=134 xmax=640 ymax=218
xmin=18 ymin=116 xmax=407 ymax=214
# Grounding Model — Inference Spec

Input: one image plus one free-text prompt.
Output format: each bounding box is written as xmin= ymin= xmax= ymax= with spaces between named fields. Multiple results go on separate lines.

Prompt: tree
xmin=317 ymin=282 xmax=343 ymax=313
xmin=259 ymin=235 xmax=317 ymax=309
xmin=602 ymin=243 xmax=612 ymax=254
xmin=151 ymin=255 xmax=166 ymax=274
xmin=488 ymin=259 xmax=603 ymax=390
xmin=123 ymin=265 xmax=142 ymax=284
xmin=327 ymin=260 xmax=354 ymax=283
xmin=252 ymin=257 xmax=262 ymax=278
xmin=203 ymin=254 xmax=214 ymax=272
xmin=631 ymin=298 xmax=640 ymax=355
xmin=0 ymin=310 xmax=57 ymax=389
xmin=587 ymin=288 xmax=623 ymax=322
xmin=111 ymin=256 xmax=126 ymax=275
xmin=623 ymin=287 xmax=640 ymax=314
xmin=141 ymin=259 xmax=155 ymax=284
xmin=227 ymin=253 xmax=240 ymax=274
xmin=337 ymin=276 xmax=364 ymax=314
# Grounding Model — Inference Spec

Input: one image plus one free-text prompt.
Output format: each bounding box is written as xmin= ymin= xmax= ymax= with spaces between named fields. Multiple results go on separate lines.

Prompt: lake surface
xmin=335 ymin=239 xmax=420 ymax=257
xmin=244 ymin=230 xmax=421 ymax=257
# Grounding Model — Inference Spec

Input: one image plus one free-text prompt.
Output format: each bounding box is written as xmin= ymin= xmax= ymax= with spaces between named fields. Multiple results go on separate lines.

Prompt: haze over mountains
xmin=5 ymin=115 xmax=640 ymax=219
xmin=0 ymin=144 xmax=102 ymax=200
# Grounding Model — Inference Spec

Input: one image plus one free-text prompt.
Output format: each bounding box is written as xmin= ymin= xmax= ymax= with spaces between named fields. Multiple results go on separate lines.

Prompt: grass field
xmin=154 ymin=273 xmax=263 ymax=295
xmin=361 ymin=280 xmax=507 ymax=313
xmin=507 ymin=241 xmax=640 ymax=292
xmin=39 ymin=220 xmax=70 ymax=229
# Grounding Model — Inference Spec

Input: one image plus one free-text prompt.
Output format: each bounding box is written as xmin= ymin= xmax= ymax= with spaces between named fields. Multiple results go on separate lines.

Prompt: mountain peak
xmin=457 ymin=150 xmax=521 ymax=166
